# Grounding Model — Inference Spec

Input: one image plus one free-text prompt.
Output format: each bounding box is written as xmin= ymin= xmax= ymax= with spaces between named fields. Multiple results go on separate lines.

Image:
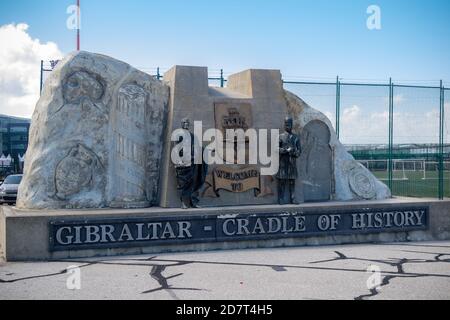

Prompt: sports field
xmin=372 ymin=170 xmax=450 ymax=198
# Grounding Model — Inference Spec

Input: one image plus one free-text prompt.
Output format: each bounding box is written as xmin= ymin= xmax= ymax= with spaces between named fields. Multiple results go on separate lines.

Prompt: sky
xmin=0 ymin=0 xmax=449 ymax=143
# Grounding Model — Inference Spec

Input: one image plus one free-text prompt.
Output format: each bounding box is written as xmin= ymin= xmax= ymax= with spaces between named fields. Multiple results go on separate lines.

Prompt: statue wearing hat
xmin=174 ymin=118 xmax=208 ymax=209
xmin=277 ymin=116 xmax=302 ymax=204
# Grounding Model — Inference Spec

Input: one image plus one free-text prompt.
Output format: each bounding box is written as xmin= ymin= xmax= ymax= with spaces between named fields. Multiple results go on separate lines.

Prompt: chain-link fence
xmin=40 ymin=63 xmax=449 ymax=199
xmin=284 ymin=79 xmax=449 ymax=200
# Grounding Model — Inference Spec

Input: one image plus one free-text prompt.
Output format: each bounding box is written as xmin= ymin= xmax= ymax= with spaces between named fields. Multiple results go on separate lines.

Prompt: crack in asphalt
xmin=308 ymin=250 xmax=450 ymax=300
xmin=0 ymin=263 xmax=96 ymax=283
xmin=0 ymin=244 xmax=449 ymax=300
xmin=141 ymin=262 xmax=204 ymax=299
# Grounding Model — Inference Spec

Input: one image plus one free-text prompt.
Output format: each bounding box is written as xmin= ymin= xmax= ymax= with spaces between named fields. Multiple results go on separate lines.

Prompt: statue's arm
xmin=293 ymin=136 xmax=302 ymax=158
xmin=279 ymin=137 xmax=288 ymax=154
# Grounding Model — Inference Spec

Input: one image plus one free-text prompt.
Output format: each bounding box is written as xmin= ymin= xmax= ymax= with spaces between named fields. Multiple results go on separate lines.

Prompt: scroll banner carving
xmin=213 ymin=166 xmax=261 ymax=194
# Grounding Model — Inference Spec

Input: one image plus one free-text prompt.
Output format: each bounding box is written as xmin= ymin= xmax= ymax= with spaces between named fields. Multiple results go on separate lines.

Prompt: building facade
xmin=0 ymin=114 xmax=31 ymax=177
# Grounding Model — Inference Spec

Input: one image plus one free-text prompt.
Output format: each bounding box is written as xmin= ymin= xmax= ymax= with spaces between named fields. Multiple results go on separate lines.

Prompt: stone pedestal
xmin=2 ymin=198 xmax=449 ymax=261
xmin=159 ymin=67 xmax=288 ymax=208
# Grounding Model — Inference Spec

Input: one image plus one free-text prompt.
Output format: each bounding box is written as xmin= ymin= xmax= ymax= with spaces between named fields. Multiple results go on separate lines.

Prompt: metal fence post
xmin=220 ymin=69 xmax=224 ymax=88
xmin=388 ymin=78 xmax=394 ymax=191
xmin=156 ymin=67 xmax=161 ymax=80
xmin=40 ymin=60 xmax=44 ymax=95
xmin=439 ymin=80 xmax=445 ymax=199
xmin=335 ymin=76 xmax=340 ymax=138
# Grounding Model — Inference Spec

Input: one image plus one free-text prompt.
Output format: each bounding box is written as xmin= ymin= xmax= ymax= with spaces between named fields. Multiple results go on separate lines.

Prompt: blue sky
xmin=0 ymin=0 xmax=449 ymax=144
xmin=1 ymin=0 xmax=450 ymax=83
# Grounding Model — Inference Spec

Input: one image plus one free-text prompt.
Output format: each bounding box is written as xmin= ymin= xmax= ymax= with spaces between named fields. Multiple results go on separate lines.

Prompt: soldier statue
xmin=277 ymin=116 xmax=302 ymax=205
xmin=174 ymin=118 xmax=208 ymax=209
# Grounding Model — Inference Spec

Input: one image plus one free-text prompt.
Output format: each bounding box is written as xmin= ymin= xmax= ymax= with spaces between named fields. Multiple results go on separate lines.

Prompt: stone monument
xmin=16 ymin=52 xmax=169 ymax=209
xmin=2 ymin=51 xmax=448 ymax=262
xmin=16 ymin=54 xmax=391 ymax=210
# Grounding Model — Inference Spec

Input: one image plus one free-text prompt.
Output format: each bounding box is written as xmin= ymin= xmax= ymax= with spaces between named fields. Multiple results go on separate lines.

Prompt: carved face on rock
xmin=63 ymin=71 xmax=104 ymax=104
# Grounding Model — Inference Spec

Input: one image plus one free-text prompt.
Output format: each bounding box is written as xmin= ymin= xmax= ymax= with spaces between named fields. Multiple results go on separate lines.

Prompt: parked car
xmin=0 ymin=174 xmax=23 ymax=205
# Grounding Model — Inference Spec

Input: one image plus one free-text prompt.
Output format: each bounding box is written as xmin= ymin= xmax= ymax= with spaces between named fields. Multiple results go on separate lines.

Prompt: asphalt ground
xmin=1 ymin=241 xmax=449 ymax=300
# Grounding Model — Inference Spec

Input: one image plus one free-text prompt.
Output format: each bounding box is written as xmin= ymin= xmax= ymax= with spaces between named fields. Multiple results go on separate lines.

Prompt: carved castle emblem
xmin=222 ymin=108 xmax=249 ymax=130
xmin=214 ymin=102 xmax=253 ymax=132
xmin=203 ymin=102 xmax=274 ymax=198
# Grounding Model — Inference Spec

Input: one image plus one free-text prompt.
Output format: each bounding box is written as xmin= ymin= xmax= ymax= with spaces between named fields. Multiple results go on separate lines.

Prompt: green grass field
xmin=372 ymin=170 xmax=450 ymax=198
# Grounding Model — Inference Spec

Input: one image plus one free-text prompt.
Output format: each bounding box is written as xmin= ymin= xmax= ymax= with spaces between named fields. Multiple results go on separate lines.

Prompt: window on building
xmin=9 ymin=126 xmax=28 ymax=133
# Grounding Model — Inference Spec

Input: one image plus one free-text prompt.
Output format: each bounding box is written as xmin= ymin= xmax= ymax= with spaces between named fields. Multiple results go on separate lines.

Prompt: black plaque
xmin=49 ymin=206 xmax=429 ymax=252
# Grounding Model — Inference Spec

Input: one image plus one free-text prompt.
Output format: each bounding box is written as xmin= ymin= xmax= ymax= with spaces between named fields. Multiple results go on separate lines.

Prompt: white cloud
xmin=342 ymin=105 xmax=361 ymax=123
xmin=382 ymin=94 xmax=404 ymax=105
xmin=339 ymin=104 xmax=448 ymax=145
xmin=340 ymin=105 xmax=388 ymax=144
xmin=0 ymin=23 xmax=63 ymax=118
xmin=393 ymin=94 xmax=404 ymax=105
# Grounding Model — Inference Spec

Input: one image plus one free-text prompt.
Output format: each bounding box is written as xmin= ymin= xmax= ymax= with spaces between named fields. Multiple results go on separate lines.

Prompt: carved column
xmin=110 ymin=84 xmax=149 ymax=208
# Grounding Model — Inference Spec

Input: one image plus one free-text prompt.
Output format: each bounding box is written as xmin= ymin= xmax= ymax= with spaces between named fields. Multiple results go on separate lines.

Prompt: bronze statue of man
xmin=174 ymin=118 xmax=208 ymax=209
xmin=277 ymin=116 xmax=301 ymax=204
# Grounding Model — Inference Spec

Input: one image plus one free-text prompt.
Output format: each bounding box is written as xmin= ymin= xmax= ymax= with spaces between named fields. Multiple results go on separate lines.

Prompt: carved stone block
xmin=17 ymin=52 xmax=169 ymax=209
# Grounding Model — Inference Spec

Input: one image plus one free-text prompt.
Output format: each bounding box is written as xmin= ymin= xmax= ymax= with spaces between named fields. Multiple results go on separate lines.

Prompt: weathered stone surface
xmin=300 ymin=120 xmax=332 ymax=201
xmin=284 ymin=90 xmax=391 ymax=201
xmin=17 ymin=51 xmax=169 ymax=209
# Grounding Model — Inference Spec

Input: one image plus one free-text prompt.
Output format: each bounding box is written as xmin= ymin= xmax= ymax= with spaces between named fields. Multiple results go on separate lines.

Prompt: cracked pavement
xmin=1 ymin=241 xmax=450 ymax=300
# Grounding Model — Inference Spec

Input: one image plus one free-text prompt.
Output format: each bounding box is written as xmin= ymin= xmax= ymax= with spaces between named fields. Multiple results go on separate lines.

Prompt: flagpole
xmin=77 ymin=0 xmax=80 ymax=51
